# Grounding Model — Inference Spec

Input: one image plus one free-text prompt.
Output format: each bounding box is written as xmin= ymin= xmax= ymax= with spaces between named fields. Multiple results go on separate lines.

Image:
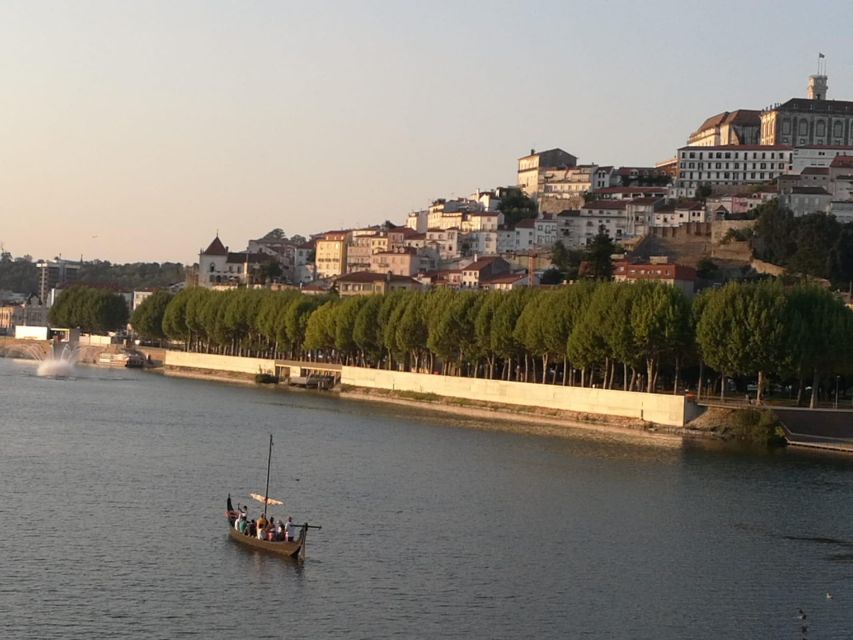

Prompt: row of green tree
xmin=49 ymin=286 xmax=129 ymax=333
xmin=133 ymin=281 xmax=853 ymax=407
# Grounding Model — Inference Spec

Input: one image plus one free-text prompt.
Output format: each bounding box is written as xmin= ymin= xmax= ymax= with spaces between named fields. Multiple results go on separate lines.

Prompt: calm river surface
xmin=1 ymin=357 xmax=851 ymax=639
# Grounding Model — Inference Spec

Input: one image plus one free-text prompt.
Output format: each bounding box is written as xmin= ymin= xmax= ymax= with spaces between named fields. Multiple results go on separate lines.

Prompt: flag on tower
xmin=819 ymin=52 xmax=825 ymax=58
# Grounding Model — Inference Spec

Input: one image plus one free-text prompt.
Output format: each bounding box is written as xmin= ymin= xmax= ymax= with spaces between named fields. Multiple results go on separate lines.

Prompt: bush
xmin=721 ymin=408 xmax=786 ymax=446
xmin=254 ymin=373 xmax=278 ymax=384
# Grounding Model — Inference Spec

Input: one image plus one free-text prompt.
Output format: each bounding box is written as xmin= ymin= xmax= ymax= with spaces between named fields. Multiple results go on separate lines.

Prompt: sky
xmin=2 ymin=0 xmax=853 ymax=264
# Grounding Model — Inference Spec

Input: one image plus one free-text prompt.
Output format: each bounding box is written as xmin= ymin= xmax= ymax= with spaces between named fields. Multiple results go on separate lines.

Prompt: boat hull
xmin=227 ymin=524 xmax=306 ymax=560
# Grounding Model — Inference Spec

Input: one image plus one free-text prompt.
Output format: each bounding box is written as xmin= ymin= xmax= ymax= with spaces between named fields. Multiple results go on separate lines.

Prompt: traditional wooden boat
xmin=226 ymin=434 xmax=320 ymax=561
xmin=226 ymin=497 xmax=311 ymax=560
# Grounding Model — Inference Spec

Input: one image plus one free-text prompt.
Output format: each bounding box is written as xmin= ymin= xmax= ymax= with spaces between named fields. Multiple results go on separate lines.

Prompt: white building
xmin=673 ymin=145 xmax=793 ymax=197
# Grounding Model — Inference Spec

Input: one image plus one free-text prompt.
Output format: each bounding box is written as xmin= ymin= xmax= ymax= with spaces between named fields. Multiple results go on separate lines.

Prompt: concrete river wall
xmin=162 ymin=351 xmax=698 ymax=427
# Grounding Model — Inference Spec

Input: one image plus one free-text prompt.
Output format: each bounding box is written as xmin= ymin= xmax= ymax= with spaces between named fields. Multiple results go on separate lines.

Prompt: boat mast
xmin=263 ymin=433 xmax=273 ymax=518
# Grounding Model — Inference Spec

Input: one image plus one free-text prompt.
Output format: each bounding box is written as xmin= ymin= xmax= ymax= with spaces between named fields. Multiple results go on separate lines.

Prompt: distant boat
xmin=97 ymin=351 xmax=145 ymax=368
xmin=226 ymin=434 xmax=320 ymax=561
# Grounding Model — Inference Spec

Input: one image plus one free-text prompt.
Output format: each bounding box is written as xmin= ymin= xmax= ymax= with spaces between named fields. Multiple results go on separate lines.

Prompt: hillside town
xmin=3 ymin=69 xmax=853 ymax=333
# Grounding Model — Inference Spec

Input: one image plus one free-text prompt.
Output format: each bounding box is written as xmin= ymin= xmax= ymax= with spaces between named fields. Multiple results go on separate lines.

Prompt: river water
xmin=1 ymin=357 xmax=851 ymax=639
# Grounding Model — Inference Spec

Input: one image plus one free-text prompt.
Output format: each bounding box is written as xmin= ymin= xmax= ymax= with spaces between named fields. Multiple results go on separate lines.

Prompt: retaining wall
xmin=342 ymin=367 xmax=696 ymax=427
xmin=164 ymin=351 xmax=276 ymax=376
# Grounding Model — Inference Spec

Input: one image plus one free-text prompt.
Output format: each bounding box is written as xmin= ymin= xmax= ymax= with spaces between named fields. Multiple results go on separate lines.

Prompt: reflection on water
xmin=1 ymin=357 xmax=851 ymax=639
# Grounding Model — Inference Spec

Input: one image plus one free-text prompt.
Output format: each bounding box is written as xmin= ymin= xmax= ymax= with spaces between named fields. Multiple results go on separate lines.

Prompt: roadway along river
xmin=1 ymin=357 xmax=851 ymax=638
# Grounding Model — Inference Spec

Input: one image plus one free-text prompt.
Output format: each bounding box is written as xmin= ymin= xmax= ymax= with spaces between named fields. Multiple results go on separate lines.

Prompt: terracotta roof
xmin=614 ymin=261 xmax=697 ymax=282
xmin=514 ymin=218 xmax=537 ymax=229
xmin=336 ymin=271 xmax=419 ymax=284
xmin=481 ymin=273 xmax=527 ymax=285
xmin=203 ymin=236 xmax=228 ymax=256
xmin=226 ymin=252 xmax=268 ymax=264
xmin=592 ymin=187 xmax=668 ymax=195
xmin=675 ymin=199 xmax=705 ymax=210
xmin=582 ymin=200 xmax=629 ymax=210
xmin=830 ymin=155 xmax=853 ymax=168
xmin=790 ymin=186 xmax=831 ymax=195
xmin=801 ymin=167 xmax=830 ymax=175
xmin=463 ymin=257 xmax=507 ymax=272
xmin=692 ymin=109 xmax=761 ymax=135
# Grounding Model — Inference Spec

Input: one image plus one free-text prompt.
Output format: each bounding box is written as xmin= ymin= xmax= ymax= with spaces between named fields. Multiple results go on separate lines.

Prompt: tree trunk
xmin=673 ymin=356 xmax=680 ymax=395
xmin=809 ymin=369 xmax=819 ymax=409
xmin=756 ymin=370 xmax=765 ymax=403
xmin=542 ymin=355 xmax=549 ymax=384
xmin=646 ymin=358 xmax=655 ymax=393
xmin=562 ymin=358 xmax=568 ymax=386
xmin=720 ymin=373 xmax=726 ymax=401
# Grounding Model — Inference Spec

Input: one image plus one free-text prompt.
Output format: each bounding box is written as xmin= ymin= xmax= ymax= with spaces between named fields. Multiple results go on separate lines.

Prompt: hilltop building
xmin=198 ymin=235 xmax=268 ymax=288
xmin=687 ymin=110 xmax=762 ymax=147
xmin=517 ymin=148 xmax=577 ymax=197
xmin=760 ymin=71 xmax=853 ymax=147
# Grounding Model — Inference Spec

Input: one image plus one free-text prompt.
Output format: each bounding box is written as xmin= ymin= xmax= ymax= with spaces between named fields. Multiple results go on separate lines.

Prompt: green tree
xmin=497 ymin=187 xmax=538 ymax=227
xmin=584 ymin=229 xmax=615 ymax=280
xmin=786 ymin=285 xmax=853 ymax=408
xmin=130 ymin=290 xmax=173 ymax=340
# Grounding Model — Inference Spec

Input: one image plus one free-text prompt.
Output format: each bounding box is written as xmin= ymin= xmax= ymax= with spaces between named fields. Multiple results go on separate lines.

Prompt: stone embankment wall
xmin=164 ymin=351 xmax=276 ymax=376
xmin=157 ymin=351 xmax=699 ymax=427
xmin=342 ymin=367 xmax=698 ymax=427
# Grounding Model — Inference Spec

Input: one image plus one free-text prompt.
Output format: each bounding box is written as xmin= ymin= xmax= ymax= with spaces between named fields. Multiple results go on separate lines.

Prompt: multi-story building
xmin=517 ymin=148 xmax=577 ymax=196
xmin=198 ymin=236 xmax=268 ymax=288
xmin=780 ymin=186 xmax=833 ymax=217
xmin=315 ymin=231 xmax=350 ymax=279
xmin=369 ymin=247 xmax=419 ymax=277
xmin=687 ymin=110 xmax=762 ymax=147
xmin=613 ymin=259 xmax=697 ymax=297
xmin=760 ymin=73 xmax=853 ymax=147
xmin=36 ymin=259 xmax=79 ymax=305
xmin=345 ymin=233 xmax=377 ymax=274
xmin=335 ymin=272 xmax=421 ymax=297
xmin=590 ymin=186 xmax=669 ymax=201
xmin=791 ymin=145 xmax=853 ymax=172
xmin=512 ymin=218 xmax=536 ymax=251
xmin=828 ymin=154 xmax=853 ymax=200
xmin=534 ymin=215 xmax=559 ymax=248
xmin=460 ymin=257 xmax=512 ymax=288
xmin=425 ymin=228 xmax=459 ymax=261
xmin=673 ymin=145 xmax=793 ymax=197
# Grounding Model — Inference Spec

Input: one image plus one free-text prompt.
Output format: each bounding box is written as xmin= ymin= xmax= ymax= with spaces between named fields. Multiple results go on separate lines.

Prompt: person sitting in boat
xmin=275 ymin=520 xmax=285 ymax=541
xmin=234 ymin=511 xmax=245 ymax=532
xmin=248 ymin=520 xmax=257 ymax=538
xmin=266 ymin=517 xmax=276 ymax=541
xmin=256 ymin=514 xmax=268 ymax=540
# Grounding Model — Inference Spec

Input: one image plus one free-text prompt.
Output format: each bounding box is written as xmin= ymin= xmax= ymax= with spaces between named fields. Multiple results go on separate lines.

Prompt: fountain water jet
xmin=36 ymin=340 xmax=80 ymax=377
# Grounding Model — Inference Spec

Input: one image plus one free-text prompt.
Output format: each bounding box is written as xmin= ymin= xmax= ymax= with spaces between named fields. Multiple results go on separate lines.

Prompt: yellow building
xmin=315 ymin=231 xmax=350 ymax=279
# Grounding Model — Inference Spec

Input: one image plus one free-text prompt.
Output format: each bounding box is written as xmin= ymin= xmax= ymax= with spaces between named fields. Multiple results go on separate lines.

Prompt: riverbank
xmin=339 ymin=385 xmax=687 ymax=444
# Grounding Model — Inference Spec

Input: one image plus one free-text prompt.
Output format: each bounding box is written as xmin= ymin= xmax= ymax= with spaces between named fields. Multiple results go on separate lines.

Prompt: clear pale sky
xmin=2 ymin=1 xmax=852 ymax=264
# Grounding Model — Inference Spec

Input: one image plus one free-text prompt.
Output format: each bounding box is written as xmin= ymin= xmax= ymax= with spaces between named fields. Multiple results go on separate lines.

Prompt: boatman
xmin=285 ymin=516 xmax=298 ymax=542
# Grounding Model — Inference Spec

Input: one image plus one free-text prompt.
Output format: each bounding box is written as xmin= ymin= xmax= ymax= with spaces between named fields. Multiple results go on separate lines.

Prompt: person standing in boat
xmin=285 ymin=516 xmax=298 ymax=542
xmin=257 ymin=513 xmax=268 ymax=540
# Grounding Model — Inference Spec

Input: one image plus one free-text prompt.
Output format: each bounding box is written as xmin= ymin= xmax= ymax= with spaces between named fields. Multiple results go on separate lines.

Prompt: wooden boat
xmin=226 ymin=434 xmax=320 ymax=561
xmin=226 ymin=499 xmax=310 ymax=560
